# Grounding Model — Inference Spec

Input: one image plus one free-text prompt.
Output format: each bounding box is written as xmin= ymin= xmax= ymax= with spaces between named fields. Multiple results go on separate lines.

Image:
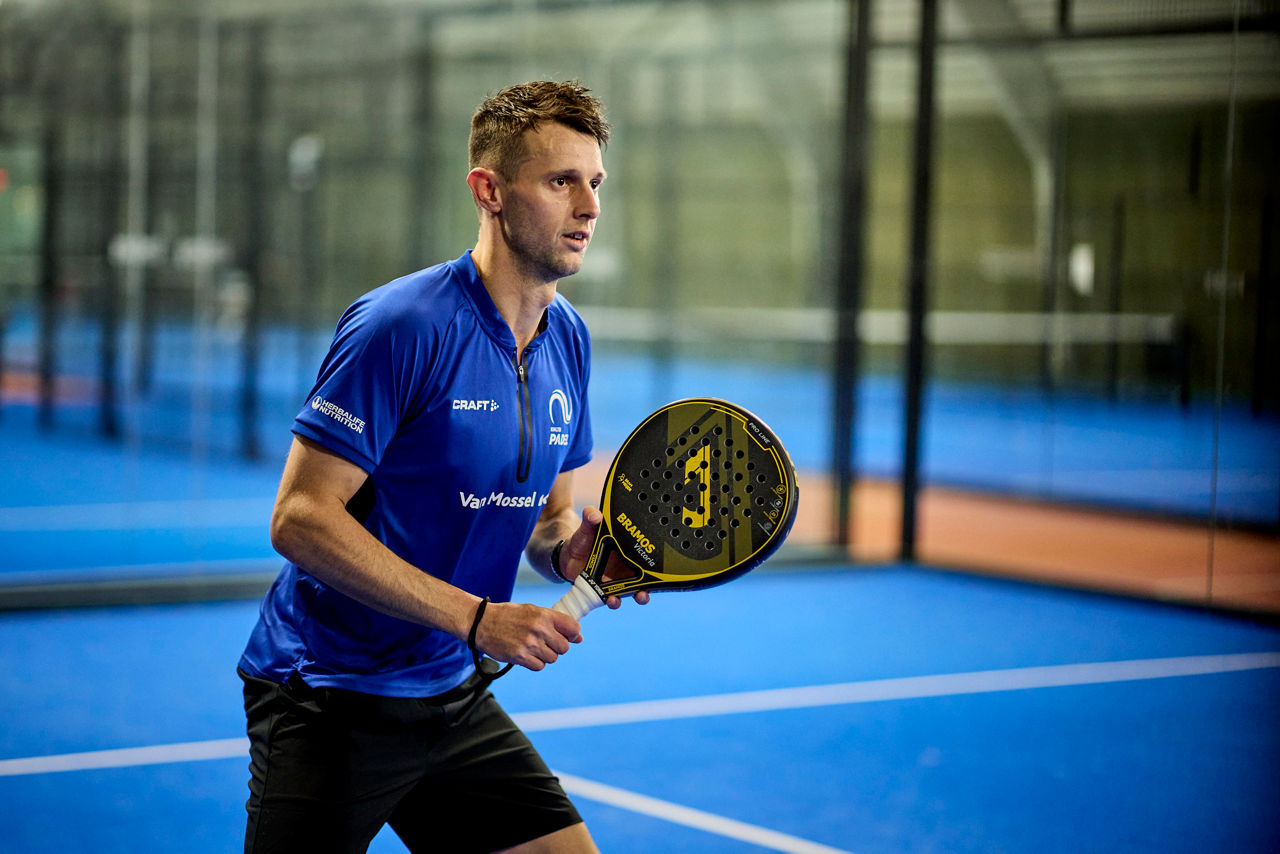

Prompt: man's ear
xmin=466 ymin=167 xmax=503 ymax=214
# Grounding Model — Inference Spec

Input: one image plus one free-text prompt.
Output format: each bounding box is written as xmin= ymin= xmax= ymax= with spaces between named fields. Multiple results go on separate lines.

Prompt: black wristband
xmin=466 ymin=596 xmax=513 ymax=683
xmin=467 ymin=596 xmax=490 ymax=654
xmin=549 ymin=539 xmax=570 ymax=583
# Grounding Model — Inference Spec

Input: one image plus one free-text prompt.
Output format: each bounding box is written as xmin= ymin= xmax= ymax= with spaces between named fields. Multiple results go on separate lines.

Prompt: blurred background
xmin=0 ymin=0 xmax=1277 ymax=613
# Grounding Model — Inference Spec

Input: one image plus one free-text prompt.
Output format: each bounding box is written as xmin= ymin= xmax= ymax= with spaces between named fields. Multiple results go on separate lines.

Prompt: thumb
xmin=564 ymin=507 xmax=603 ymax=570
xmin=580 ymin=505 xmax=604 ymax=529
xmin=549 ymin=607 xmax=583 ymax=644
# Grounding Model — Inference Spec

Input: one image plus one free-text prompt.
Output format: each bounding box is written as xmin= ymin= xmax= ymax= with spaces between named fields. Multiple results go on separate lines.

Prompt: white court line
xmin=0 ymin=738 xmax=250 ymax=777
xmin=3 ymin=652 xmax=1277 ymax=779
xmin=556 ymin=772 xmax=850 ymax=854
xmin=0 ymin=747 xmax=847 ymax=852
xmin=511 ymin=651 xmax=1280 ymax=732
xmin=3 ymin=654 xmax=1276 ymax=852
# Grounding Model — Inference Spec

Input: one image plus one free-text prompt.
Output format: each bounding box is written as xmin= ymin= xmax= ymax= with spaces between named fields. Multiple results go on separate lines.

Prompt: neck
xmin=470 ymin=239 xmax=556 ymax=355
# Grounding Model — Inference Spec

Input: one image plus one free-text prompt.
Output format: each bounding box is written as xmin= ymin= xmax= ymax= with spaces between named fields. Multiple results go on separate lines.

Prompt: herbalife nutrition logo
xmin=311 ymin=396 xmax=366 ymax=434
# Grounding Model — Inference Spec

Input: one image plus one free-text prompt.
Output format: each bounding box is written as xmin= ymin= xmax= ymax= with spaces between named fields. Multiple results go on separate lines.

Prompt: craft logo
xmin=548 ymin=389 xmax=571 ymax=446
xmin=311 ymin=396 xmax=366 ymax=434
xmin=453 ymin=399 xmax=499 ymax=412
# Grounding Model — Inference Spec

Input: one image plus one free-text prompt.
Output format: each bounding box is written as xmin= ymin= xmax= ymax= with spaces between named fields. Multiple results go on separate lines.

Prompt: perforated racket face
xmin=587 ymin=398 xmax=798 ymax=597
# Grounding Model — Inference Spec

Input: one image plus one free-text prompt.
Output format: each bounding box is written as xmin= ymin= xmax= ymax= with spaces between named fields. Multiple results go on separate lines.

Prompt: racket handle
xmin=551 ymin=574 xmax=606 ymax=620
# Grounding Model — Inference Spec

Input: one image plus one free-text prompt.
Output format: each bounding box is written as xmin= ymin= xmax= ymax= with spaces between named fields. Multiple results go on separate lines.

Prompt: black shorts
xmin=239 ymin=669 xmax=582 ymax=854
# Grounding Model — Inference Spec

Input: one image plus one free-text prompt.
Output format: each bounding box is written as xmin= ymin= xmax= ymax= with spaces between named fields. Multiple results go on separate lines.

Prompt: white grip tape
xmin=551 ymin=574 xmax=606 ymax=620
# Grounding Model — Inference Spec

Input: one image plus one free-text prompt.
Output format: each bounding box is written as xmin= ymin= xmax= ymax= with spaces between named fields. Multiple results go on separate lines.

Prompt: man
xmin=237 ymin=80 xmax=644 ymax=854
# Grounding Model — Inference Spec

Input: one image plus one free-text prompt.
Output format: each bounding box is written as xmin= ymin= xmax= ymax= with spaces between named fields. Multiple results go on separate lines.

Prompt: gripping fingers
xmin=479 ymin=602 xmax=581 ymax=671
xmin=519 ymin=630 xmax=572 ymax=671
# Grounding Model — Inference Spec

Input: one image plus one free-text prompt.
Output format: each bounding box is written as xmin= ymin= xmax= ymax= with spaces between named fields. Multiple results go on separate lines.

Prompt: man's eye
xmin=553 ymin=176 xmax=568 ymax=186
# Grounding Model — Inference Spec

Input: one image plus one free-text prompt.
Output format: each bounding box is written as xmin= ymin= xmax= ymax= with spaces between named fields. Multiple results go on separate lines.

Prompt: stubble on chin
xmin=510 ymin=234 xmax=585 ymax=284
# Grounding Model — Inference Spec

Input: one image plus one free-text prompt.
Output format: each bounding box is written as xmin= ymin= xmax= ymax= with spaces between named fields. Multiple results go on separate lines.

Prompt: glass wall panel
xmin=914 ymin=0 xmax=1280 ymax=612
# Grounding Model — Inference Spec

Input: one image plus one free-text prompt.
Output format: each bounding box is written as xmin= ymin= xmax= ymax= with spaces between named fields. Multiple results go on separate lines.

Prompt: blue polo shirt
xmin=239 ymin=251 xmax=593 ymax=697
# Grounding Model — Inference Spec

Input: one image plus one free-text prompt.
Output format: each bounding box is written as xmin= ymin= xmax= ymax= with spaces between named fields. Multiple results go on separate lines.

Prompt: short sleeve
xmin=559 ymin=303 xmax=594 ymax=473
xmin=293 ymin=296 xmax=425 ymax=473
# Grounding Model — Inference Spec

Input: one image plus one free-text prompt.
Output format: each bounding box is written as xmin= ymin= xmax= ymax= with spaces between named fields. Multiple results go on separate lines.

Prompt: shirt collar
xmin=454 ymin=250 xmax=553 ymax=355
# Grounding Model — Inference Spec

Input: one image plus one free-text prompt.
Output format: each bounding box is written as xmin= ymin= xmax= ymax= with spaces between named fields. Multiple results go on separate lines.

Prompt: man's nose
xmin=576 ymin=185 xmax=600 ymax=220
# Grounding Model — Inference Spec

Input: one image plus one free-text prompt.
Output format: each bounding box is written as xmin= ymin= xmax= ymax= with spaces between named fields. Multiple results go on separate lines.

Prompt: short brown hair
xmin=468 ymin=80 xmax=610 ymax=181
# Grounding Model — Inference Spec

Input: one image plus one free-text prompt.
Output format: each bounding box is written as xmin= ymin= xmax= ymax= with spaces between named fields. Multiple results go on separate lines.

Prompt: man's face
xmin=498 ymin=122 xmax=606 ymax=284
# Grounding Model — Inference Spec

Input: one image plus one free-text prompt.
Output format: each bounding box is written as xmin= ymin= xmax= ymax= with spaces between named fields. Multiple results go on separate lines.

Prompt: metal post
xmin=1040 ymin=110 xmax=1067 ymax=393
xmin=289 ymin=133 xmax=323 ymax=398
xmin=123 ymin=0 xmax=153 ymax=401
xmin=37 ymin=124 xmax=60 ymax=431
xmin=1106 ymin=194 xmax=1125 ymax=400
xmin=900 ymin=0 xmax=939 ymax=561
xmin=404 ymin=21 xmax=436 ymax=272
xmin=1253 ymin=189 xmax=1273 ymax=417
xmin=191 ymin=10 xmax=220 ymax=459
xmin=99 ymin=23 xmax=127 ymax=439
xmin=651 ymin=65 xmax=683 ymax=407
xmin=240 ymin=21 xmax=266 ymax=460
xmin=832 ymin=0 xmax=873 ymax=548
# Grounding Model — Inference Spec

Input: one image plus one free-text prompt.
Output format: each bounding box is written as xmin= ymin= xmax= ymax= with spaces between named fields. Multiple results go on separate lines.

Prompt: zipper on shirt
xmin=514 ymin=355 xmax=532 ymax=483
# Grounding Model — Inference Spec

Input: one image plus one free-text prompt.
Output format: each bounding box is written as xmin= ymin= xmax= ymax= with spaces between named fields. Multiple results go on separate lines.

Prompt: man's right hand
xmin=473 ymin=601 xmax=583 ymax=671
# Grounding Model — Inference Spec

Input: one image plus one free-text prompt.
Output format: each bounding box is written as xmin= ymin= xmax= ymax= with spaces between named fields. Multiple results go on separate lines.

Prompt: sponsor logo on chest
xmin=452 ymin=398 xmax=500 ymax=412
xmin=458 ymin=490 xmax=550 ymax=510
xmin=451 ymin=386 xmax=575 ymax=458
xmin=548 ymin=388 xmax=571 ymax=446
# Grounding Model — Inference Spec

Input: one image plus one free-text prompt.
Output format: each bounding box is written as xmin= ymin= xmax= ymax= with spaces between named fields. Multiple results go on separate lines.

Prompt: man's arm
xmin=271 ymin=435 xmax=582 ymax=670
xmin=526 ymin=469 xmax=651 ymax=609
xmin=524 ymin=469 xmax=582 ymax=584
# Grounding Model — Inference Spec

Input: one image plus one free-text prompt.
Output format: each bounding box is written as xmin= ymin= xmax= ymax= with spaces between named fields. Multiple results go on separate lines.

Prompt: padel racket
xmin=552 ymin=398 xmax=798 ymax=619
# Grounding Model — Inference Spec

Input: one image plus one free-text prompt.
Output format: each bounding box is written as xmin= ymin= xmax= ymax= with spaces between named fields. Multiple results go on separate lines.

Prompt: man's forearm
xmin=272 ymin=490 xmax=480 ymax=640
xmin=525 ymin=507 xmax=580 ymax=582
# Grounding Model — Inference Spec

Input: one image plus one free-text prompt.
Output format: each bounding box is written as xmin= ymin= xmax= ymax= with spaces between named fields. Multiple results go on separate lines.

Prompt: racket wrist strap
xmin=548 ymin=539 xmax=570 ymax=583
xmin=467 ymin=597 xmax=489 ymax=661
xmin=467 ymin=596 xmax=513 ymax=682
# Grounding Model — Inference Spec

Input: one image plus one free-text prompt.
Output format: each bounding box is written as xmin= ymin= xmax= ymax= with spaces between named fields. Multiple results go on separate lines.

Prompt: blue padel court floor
xmin=2 ymin=319 xmax=1278 ymax=849
xmin=1 ymin=566 xmax=1278 ymax=853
